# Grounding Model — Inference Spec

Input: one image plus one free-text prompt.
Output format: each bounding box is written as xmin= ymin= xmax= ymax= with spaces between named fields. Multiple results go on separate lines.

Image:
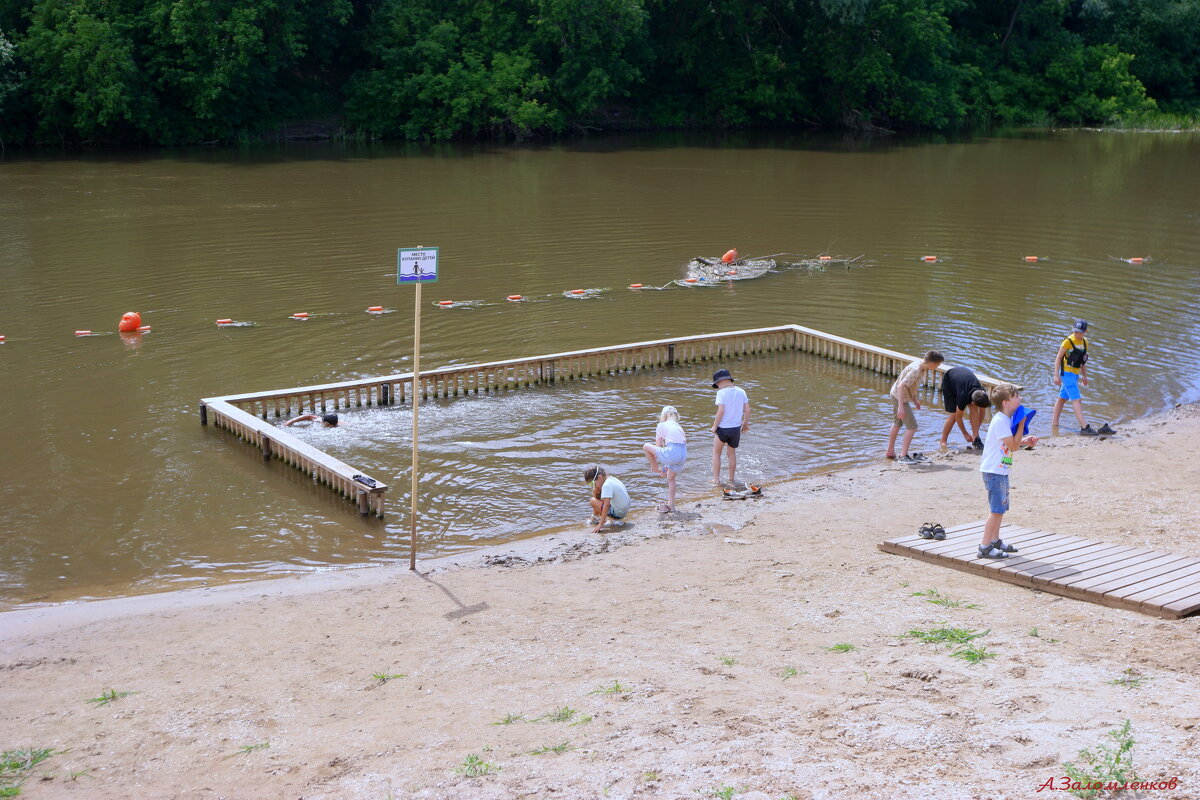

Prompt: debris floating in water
xmin=563 ymin=288 xmax=605 ymax=299
xmin=680 ymin=256 xmax=777 ymax=286
xmin=677 ymin=253 xmax=863 ymax=286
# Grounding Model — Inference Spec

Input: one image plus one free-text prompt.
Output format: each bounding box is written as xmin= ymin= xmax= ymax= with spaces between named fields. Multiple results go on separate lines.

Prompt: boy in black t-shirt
xmin=939 ymin=366 xmax=992 ymax=450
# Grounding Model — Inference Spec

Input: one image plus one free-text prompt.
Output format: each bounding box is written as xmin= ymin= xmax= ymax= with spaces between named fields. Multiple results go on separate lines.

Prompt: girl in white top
xmin=642 ymin=405 xmax=687 ymax=513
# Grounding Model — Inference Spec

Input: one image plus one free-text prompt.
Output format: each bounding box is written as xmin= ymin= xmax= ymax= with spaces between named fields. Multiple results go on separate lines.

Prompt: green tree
xmin=1046 ymin=43 xmax=1155 ymax=122
xmin=0 ymin=29 xmax=27 ymax=146
xmin=141 ymin=0 xmax=352 ymax=140
xmin=531 ymin=0 xmax=650 ymax=120
xmin=21 ymin=0 xmax=149 ymax=142
xmin=810 ymin=0 xmax=973 ymax=129
xmin=637 ymin=0 xmax=814 ymax=127
xmin=345 ymin=0 xmax=561 ymax=139
xmin=1076 ymin=0 xmax=1200 ymax=112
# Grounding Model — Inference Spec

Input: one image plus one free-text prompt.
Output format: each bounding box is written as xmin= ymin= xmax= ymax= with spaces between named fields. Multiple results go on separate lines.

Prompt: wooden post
xmin=358 ymin=490 xmax=369 ymax=516
xmin=261 ymin=435 xmax=272 ymax=462
xmin=199 ymin=403 xmax=208 ymax=425
xmin=410 ymin=280 xmax=422 ymax=571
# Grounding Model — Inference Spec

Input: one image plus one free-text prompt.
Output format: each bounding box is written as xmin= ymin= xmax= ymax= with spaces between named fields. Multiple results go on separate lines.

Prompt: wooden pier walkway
xmin=879 ymin=522 xmax=1200 ymax=619
xmin=201 ymin=323 xmax=1005 ymax=519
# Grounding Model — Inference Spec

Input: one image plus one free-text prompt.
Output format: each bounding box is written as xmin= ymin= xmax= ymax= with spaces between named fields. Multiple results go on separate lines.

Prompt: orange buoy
xmin=366 ymin=306 xmax=384 ymax=313
xmin=438 ymin=300 xmax=454 ymax=306
xmin=74 ymin=330 xmax=92 ymax=336
xmin=1129 ymin=257 xmax=1144 ymax=264
xmin=571 ymin=289 xmax=585 ymax=295
xmin=506 ymin=295 xmax=523 ymax=301
xmin=819 ymin=256 xmax=832 ymax=262
xmin=684 ymin=277 xmax=699 ymax=284
xmin=720 ymin=249 xmax=739 ymax=265
xmin=291 ymin=312 xmax=309 ymax=318
xmin=0 ymin=335 xmax=6 ymax=342
xmin=628 ymin=283 xmax=643 ymax=289
xmin=118 ymin=311 xmax=141 ymax=332
xmin=1024 ymin=256 xmax=1039 ymax=263
xmin=138 ymin=325 xmax=151 ymax=333
xmin=922 ymin=255 xmax=937 ymax=262
xmin=216 ymin=318 xmax=234 ymax=325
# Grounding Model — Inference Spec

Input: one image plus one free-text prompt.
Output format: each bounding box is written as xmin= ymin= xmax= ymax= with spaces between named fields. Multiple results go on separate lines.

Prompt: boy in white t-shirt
xmin=978 ymin=383 xmax=1039 ymax=559
xmin=710 ymin=369 xmax=750 ymax=486
xmin=583 ymin=465 xmax=630 ymax=534
xmin=642 ymin=405 xmax=687 ymax=513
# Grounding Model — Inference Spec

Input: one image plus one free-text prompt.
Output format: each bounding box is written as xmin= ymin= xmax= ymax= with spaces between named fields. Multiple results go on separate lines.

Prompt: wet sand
xmin=2 ymin=405 xmax=1199 ymax=799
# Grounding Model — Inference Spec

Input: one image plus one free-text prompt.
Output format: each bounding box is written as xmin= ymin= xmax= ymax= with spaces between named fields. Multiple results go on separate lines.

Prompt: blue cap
xmin=1073 ymin=320 xmax=1088 ymax=332
xmin=712 ymin=369 xmax=734 ymax=388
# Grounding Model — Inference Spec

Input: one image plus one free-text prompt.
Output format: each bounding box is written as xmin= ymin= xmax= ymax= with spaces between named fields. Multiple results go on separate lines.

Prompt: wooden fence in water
xmin=199 ymin=323 xmax=1005 ymax=518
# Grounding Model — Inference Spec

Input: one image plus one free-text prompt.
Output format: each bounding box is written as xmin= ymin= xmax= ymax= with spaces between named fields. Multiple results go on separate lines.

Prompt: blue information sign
xmin=398 ymin=247 xmax=439 ymax=283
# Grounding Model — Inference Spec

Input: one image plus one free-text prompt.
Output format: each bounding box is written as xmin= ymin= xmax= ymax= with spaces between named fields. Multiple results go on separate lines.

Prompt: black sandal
xmin=931 ymin=523 xmax=946 ymax=540
xmin=918 ymin=523 xmax=937 ymax=540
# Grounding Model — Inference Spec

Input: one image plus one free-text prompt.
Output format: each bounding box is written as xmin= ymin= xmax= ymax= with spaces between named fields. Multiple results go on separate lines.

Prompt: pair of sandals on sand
xmin=721 ymin=485 xmax=763 ymax=501
xmin=657 ymin=483 xmax=765 ymax=513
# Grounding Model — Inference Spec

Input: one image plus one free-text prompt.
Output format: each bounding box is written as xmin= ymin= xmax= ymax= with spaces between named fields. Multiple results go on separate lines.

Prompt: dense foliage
xmin=1 ymin=0 xmax=1197 ymax=145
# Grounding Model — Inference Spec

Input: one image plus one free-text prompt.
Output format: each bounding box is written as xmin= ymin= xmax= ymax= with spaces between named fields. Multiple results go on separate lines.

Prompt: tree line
xmin=1 ymin=0 xmax=1197 ymax=146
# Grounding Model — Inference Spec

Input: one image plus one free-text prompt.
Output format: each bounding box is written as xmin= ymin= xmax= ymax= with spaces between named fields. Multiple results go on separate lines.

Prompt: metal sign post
xmin=398 ymin=246 xmax=439 ymax=571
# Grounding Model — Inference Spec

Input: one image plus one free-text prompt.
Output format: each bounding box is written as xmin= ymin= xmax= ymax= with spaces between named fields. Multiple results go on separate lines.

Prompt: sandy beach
xmin=3 ymin=404 xmax=1199 ymax=800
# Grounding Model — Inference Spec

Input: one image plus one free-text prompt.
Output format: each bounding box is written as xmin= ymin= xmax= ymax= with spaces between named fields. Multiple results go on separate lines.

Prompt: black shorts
xmin=715 ymin=426 xmax=742 ymax=448
xmin=942 ymin=366 xmax=982 ymax=413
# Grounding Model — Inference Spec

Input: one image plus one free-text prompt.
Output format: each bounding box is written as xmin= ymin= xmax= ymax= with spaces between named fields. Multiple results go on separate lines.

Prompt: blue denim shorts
xmin=655 ymin=442 xmax=687 ymax=470
xmin=1059 ymin=371 xmax=1082 ymax=401
xmin=983 ymin=471 xmax=1010 ymax=514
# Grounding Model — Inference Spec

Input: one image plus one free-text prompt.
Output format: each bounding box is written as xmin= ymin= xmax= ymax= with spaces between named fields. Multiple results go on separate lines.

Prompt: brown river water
xmin=2 ymin=131 xmax=1199 ymax=609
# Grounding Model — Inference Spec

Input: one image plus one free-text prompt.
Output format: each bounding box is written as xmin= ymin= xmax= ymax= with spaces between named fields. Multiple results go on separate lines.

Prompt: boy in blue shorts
xmin=1051 ymin=320 xmax=1114 ymax=436
xmin=979 ymin=383 xmax=1039 ymax=559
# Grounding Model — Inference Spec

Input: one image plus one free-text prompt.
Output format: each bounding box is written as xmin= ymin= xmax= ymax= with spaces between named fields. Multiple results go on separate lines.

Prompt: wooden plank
xmin=906 ymin=527 xmax=1063 ymax=562
xmin=1159 ymin=590 xmax=1200 ymax=618
xmin=880 ymin=520 xmax=1200 ymax=618
xmin=1111 ymin=563 xmax=1200 ymax=606
xmin=1023 ymin=543 xmax=1147 ymax=585
xmin=1134 ymin=575 xmax=1200 ymax=615
xmin=1027 ymin=544 xmax=1158 ymax=584
xmin=880 ymin=521 xmax=984 ymax=547
xmin=1061 ymin=551 xmax=1191 ymax=591
xmin=204 ymin=323 xmax=930 ymax=406
xmin=1083 ymin=556 xmax=1200 ymax=597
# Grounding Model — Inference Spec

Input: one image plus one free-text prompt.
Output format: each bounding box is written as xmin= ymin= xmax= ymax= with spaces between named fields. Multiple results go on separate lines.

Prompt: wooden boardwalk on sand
xmin=879 ymin=522 xmax=1200 ymax=620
